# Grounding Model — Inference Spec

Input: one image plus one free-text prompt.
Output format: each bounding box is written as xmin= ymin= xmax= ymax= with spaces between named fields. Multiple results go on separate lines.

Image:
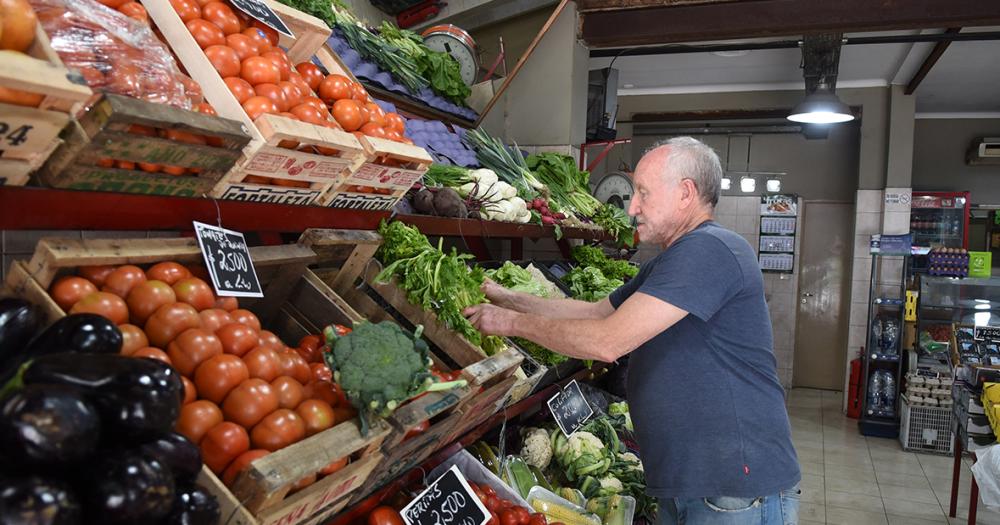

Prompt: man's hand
xmin=462 ymin=303 xmax=519 ymax=336
xmin=481 ymin=278 xmax=515 ymax=309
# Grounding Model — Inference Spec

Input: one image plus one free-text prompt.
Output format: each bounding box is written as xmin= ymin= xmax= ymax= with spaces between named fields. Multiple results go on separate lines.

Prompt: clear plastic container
xmin=526 ymin=486 xmax=602 ymax=525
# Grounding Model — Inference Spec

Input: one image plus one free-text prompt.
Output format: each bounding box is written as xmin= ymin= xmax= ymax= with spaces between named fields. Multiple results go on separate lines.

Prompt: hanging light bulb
xmin=766 ymin=177 xmax=782 ymax=192
xmin=740 ymin=176 xmax=756 ymax=193
xmin=721 ymin=177 xmax=732 ymax=190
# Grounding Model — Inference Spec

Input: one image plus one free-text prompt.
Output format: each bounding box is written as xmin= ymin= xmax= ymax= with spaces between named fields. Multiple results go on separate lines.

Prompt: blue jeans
xmin=657 ymin=484 xmax=800 ymax=525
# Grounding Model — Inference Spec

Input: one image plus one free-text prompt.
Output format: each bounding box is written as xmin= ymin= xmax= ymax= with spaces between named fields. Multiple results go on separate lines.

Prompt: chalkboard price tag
xmin=548 ymin=380 xmax=594 ymax=437
xmin=193 ymin=221 xmax=264 ymax=298
xmin=401 ymin=465 xmax=489 ymax=525
xmin=230 ymin=0 xmax=293 ymax=37
xmin=975 ymin=326 xmax=1000 ymax=343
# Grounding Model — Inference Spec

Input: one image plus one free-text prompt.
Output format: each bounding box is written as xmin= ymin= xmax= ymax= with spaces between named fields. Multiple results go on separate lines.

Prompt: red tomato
xmin=277 ymin=350 xmax=311 ymax=384
xmin=318 ymin=74 xmax=352 ymax=103
xmin=176 ymin=400 xmax=223 ymax=444
xmin=102 ymin=265 xmax=147 ymax=299
xmin=201 ymin=421 xmax=250 ymax=473
xmin=499 ymin=510 xmax=518 ymax=525
xmin=319 ymin=456 xmax=349 ymax=476
xmin=251 ymin=21 xmax=278 ymax=45
xmin=181 ymin=376 xmax=197 ymax=404
xmin=195 ymin=353 xmax=250 ymax=404
xmin=256 ymin=330 xmax=283 ymax=350
xmin=288 ymin=74 xmax=313 ymax=100
xmin=511 ymin=507 xmax=530 ymax=525
xmin=172 ymin=277 xmax=215 ymax=311
xmin=225 ymin=33 xmax=259 ymax=61
xmin=204 ymin=44 xmax=241 ymax=78
xmin=528 ymin=514 xmax=547 ymax=525
xmin=169 ymin=0 xmax=200 ymax=21
xmin=360 ymin=123 xmax=386 ymax=139
xmin=202 ymin=2 xmax=240 ymax=35
xmin=368 ymin=506 xmax=404 ymax=525
xmin=243 ymin=346 xmax=280 ymax=382
xmin=383 ymin=113 xmax=405 ymax=134
xmin=231 ymin=309 xmax=260 ymax=330
xmin=384 ymin=130 xmax=403 ymax=142
xmin=69 ymin=292 xmax=128 ymax=325
xmin=350 ymin=81 xmax=368 ymax=102
xmin=222 ymin=378 xmax=279 ymax=428
xmin=240 ymin=56 xmax=281 ymax=86
xmin=241 ymin=27 xmax=272 ymax=53
xmin=118 ymin=2 xmax=148 ymax=23
xmin=214 ymin=296 xmax=239 ymax=311
xmin=271 ymin=376 xmax=304 ymax=409
xmin=278 ymin=81 xmax=303 ymax=108
xmin=222 ymin=449 xmax=268 ymax=487
xmin=187 ymin=19 xmax=225 ymax=49
xmin=145 ymin=302 xmax=202 ymax=348
xmin=167 ymin=328 xmax=224 ymax=376
xmin=289 ymin=103 xmax=326 ymax=126
xmin=242 ymin=95 xmax=277 ymax=120
xmin=365 ymin=102 xmax=386 ymax=127
xmin=309 ymin=363 xmax=332 ymax=383
xmin=79 ymin=265 xmax=115 ymax=287
xmin=250 ymin=408 xmax=305 ymax=451
xmin=126 ymin=280 xmax=176 ymax=325
xmin=199 ymin=308 xmax=233 ymax=332
xmin=260 ymin=50 xmax=291 ymax=81
xmin=132 ymin=347 xmax=172 ymax=365
xmin=297 ymin=334 xmax=321 ymax=355
xmin=254 ymin=82 xmax=289 ymax=112
xmin=119 ymin=324 xmax=148 ymax=355
xmin=50 ymin=276 xmax=97 ymax=311
xmin=216 ymin=322 xmax=259 ymax=357
xmin=295 ymin=62 xmax=324 ymax=92
xmin=332 ymin=99 xmax=364 ymax=132
xmin=146 ymin=262 xmax=191 ymax=284
xmin=224 ymin=76 xmax=255 ymax=104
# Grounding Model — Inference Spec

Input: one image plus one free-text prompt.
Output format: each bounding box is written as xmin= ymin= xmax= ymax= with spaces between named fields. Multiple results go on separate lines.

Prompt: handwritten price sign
xmin=193 ymin=221 xmax=264 ymax=298
xmin=401 ymin=466 xmax=489 ymax=525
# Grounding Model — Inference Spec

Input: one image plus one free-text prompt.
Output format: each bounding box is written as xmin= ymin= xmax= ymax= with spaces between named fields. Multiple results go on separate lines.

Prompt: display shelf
xmin=0 ymin=186 xmax=611 ymax=243
xmin=364 ymin=83 xmax=476 ymax=128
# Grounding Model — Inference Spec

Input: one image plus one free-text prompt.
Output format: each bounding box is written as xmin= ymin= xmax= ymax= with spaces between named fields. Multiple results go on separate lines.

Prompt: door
xmin=793 ymin=202 xmax=853 ymax=390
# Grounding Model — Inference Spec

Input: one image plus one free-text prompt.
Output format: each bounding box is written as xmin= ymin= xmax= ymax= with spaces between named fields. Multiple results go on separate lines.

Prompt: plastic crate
xmin=900 ymin=399 xmax=954 ymax=455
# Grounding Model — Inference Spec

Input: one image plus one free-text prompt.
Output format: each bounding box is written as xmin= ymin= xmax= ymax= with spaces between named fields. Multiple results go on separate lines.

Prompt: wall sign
xmin=401 ymin=465 xmax=490 ymax=525
xmin=975 ymin=326 xmax=1000 ymax=343
xmin=193 ymin=221 xmax=264 ymax=298
xmin=548 ymin=380 xmax=594 ymax=437
xmin=230 ymin=0 xmax=293 ymax=37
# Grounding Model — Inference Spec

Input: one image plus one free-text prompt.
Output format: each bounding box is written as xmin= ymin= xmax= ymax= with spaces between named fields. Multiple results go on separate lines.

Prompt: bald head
xmin=642 ymin=137 xmax=724 ymax=208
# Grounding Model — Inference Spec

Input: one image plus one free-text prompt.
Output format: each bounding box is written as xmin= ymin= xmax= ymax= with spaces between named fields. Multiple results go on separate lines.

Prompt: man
xmin=463 ymin=137 xmax=800 ymax=524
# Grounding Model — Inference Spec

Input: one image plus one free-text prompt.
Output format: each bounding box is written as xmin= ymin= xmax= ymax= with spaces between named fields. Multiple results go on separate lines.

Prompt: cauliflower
xmin=618 ymin=452 xmax=643 ymax=472
xmin=599 ymin=477 xmax=623 ymax=493
xmin=553 ymin=430 xmax=612 ymax=480
xmin=567 ymin=431 xmax=605 ymax=455
xmin=521 ymin=428 xmax=552 ymax=469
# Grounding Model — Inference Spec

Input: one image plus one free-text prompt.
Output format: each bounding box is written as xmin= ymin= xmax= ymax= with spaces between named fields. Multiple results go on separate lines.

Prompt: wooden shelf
xmin=364 ymin=83 xmax=476 ymax=128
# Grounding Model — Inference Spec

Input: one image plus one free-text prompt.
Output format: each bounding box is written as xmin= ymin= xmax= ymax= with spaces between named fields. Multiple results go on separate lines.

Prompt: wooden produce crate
xmin=141 ymin=0 xmax=368 ymax=205
xmin=266 ymin=0 xmax=332 ymax=64
xmin=320 ymin=136 xmax=432 ymax=211
xmin=4 ymin=237 xmax=392 ymax=525
xmin=35 ymin=94 xmax=250 ymax=197
xmin=314 ymin=45 xmax=361 ymax=85
xmin=0 ymin=23 xmax=93 ymax=183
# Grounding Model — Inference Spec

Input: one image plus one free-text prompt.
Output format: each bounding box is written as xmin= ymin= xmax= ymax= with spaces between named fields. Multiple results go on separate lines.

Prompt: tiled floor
xmin=788 ymin=388 xmax=999 ymax=525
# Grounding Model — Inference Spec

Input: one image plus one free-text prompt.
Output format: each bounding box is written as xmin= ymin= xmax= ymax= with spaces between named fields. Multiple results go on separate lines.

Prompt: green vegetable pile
xmin=379 ymin=22 xmax=471 ymax=105
xmin=486 ymin=262 xmax=568 ymax=367
xmin=423 ymin=164 xmax=472 ymax=188
xmin=571 ymin=246 xmax=638 ymax=281
xmin=374 ymin=221 xmax=506 ymax=355
xmin=465 ymin=128 xmax=546 ymax=198
xmin=526 ymin=153 xmax=601 ymax=218
xmin=324 ymin=321 xmax=466 ymax=434
xmin=563 ymin=266 xmax=623 ymax=302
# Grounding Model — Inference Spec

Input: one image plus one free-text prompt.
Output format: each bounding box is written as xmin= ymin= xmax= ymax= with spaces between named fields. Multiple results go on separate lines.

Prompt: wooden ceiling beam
xmin=581 ymin=0 xmax=1000 ymax=48
xmin=904 ymin=28 xmax=961 ymax=95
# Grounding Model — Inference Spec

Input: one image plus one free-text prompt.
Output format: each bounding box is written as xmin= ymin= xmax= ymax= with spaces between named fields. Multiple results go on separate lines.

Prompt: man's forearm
xmin=509 ymin=312 xmax=619 ymax=362
xmin=501 ymin=292 xmax=610 ymax=320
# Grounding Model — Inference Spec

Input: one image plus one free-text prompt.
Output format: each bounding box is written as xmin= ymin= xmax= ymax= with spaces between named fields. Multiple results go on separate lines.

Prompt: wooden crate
xmin=314 ymin=45 xmax=361 ymax=85
xmin=297 ymin=228 xmax=382 ymax=297
xmin=320 ymin=136 xmax=433 ymax=211
xmin=35 ymin=94 xmax=251 ymax=197
xmin=266 ymin=0 xmax=332 ymax=64
xmin=0 ymin=23 xmax=93 ymax=180
xmin=141 ymin=0 xmax=368 ymax=206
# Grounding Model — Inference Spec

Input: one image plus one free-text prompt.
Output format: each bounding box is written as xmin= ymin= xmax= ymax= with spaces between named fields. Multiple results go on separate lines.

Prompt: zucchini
xmin=505 ymin=457 xmax=537 ymax=499
xmin=529 ymin=465 xmax=552 ymax=492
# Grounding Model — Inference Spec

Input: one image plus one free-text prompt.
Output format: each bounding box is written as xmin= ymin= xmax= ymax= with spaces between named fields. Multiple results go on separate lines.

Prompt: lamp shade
xmin=787 ymin=91 xmax=855 ymax=124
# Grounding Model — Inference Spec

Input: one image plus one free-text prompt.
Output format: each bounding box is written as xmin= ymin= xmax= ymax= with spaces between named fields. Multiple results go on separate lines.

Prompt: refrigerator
xmin=910 ymin=191 xmax=971 ymax=249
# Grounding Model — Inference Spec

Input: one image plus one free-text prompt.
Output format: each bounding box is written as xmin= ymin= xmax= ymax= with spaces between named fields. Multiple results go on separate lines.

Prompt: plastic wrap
xmin=30 ymin=0 xmax=198 ymax=108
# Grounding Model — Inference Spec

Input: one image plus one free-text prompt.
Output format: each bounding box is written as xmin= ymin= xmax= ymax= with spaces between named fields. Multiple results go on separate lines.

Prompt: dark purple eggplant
xmin=23 ymin=313 xmax=122 ymax=356
xmin=0 ymin=384 xmax=100 ymax=468
xmin=22 ymin=353 xmax=183 ymax=443
xmin=79 ymin=451 xmax=175 ymax=524
xmin=0 ymin=298 xmax=42 ymax=383
xmin=161 ymin=483 xmax=220 ymax=525
xmin=140 ymin=433 xmax=201 ymax=483
xmin=0 ymin=474 xmax=81 ymax=525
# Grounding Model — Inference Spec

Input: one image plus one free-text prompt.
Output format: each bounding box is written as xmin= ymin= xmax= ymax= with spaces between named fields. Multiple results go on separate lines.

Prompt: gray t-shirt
xmin=609 ymin=221 xmax=800 ymax=499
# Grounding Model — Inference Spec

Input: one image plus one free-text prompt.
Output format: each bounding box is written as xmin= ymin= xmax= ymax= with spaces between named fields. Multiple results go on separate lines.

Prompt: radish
xmin=541 ymin=215 xmax=557 ymax=225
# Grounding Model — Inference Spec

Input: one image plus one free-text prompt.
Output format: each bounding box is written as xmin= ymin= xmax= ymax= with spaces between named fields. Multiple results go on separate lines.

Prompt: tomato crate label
xmin=221 ymin=184 xmax=320 ymax=206
xmin=247 ymin=149 xmax=353 ymax=180
xmin=401 ymin=465 xmax=489 ymax=525
xmin=61 ymin=170 xmax=215 ymax=197
xmin=350 ymin=163 xmax=425 ymax=189
xmin=548 ymin=379 xmax=594 ymax=437
xmin=230 ymin=0 xmax=292 ymax=36
xmin=327 ymin=193 xmax=397 ymax=211
xmin=0 ymin=104 xmax=68 ymax=158
xmin=193 ymin=221 xmax=264 ymax=298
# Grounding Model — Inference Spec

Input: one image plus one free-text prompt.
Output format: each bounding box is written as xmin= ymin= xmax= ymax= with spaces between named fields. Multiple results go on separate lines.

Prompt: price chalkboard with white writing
xmin=976 ymin=326 xmax=1000 ymax=343
xmin=401 ymin=465 xmax=489 ymax=525
xmin=193 ymin=221 xmax=264 ymax=298
xmin=547 ymin=380 xmax=594 ymax=437
xmin=230 ymin=0 xmax=293 ymax=36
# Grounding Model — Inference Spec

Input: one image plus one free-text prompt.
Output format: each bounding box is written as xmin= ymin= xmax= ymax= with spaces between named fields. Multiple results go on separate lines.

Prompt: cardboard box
xmin=969 ymin=251 xmax=993 ymax=278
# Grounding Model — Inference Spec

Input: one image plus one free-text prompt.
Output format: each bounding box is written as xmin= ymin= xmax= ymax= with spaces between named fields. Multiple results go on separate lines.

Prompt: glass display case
xmin=918 ymin=275 xmax=1000 ymax=381
xmin=910 ymin=191 xmax=971 ymax=249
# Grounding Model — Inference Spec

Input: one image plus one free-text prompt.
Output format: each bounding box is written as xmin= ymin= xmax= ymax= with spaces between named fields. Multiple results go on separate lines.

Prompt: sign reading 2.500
xmin=193 ymin=221 xmax=264 ymax=298
xmin=401 ymin=466 xmax=489 ymax=525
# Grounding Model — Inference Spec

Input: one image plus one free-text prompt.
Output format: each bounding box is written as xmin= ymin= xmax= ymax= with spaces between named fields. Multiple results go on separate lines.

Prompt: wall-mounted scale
xmin=593 ymin=171 xmax=635 ymax=211
xmin=421 ymin=25 xmax=479 ymax=87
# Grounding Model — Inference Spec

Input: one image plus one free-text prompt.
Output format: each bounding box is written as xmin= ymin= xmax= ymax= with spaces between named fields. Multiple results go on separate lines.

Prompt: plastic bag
xmin=30 ymin=0 xmax=198 ymax=109
xmin=971 ymin=444 xmax=1000 ymax=508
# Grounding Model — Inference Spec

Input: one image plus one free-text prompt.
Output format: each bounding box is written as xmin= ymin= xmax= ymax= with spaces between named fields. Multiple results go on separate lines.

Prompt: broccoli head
xmin=323 ymin=321 xmax=466 ymax=434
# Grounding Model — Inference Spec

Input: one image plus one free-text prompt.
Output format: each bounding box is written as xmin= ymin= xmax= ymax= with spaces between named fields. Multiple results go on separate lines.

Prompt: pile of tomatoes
xmin=0 ymin=0 xmax=46 ymax=107
xmin=367 ymin=483 xmax=558 ymax=525
xmin=47 ymin=261 xmax=356 ymax=493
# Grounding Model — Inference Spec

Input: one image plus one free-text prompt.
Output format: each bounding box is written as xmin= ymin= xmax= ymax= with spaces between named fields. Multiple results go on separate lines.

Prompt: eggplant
xmin=24 ymin=313 xmax=123 ymax=357
xmin=140 ymin=433 xmax=202 ymax=484
xmin=79 ymin=451 xmax=174 ymax=524
xmin=0 ymin=299 xmax=43 ymax=381
xmin=161 ymin=483 xmax=220 ymax=525
xmin=23 ymin=353 xmax=183 ymax=443
xmin=0 ymin=384 xmax=100 ymax=468
xmin=0 ymin=474 xmax=81 ymax=525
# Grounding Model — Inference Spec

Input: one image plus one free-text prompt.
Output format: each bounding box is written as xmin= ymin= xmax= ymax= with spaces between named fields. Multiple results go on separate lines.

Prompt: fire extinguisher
xmin=847 ymin=355 xmax=863 ymax=419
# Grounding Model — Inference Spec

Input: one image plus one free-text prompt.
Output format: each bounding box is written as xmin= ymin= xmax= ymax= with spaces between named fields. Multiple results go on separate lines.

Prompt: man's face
xmin=628 ymin=148 xmax=686 ymax=245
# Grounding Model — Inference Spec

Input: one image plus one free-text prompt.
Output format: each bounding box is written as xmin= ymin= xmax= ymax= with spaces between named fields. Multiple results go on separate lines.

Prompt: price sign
xmin=230 ymin=0 xmax=293 ymax=37
xmin=975 ymin=326 xmax=1000 ymax=343
xmin=547 ymin=380 xmax=593 ymax=437
xmin=401 ymin=465 xmax=489 ymax=525
xmin=193 ymin=221 xmax=263 ymax=298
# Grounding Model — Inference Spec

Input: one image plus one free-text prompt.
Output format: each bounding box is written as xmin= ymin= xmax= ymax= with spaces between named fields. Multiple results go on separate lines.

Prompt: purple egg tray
xmin=326 ymin=31 xmax=479 ymax=122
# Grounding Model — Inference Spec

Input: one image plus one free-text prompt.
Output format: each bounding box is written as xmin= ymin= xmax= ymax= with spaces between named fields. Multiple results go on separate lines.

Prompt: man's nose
xmin=628 ymin=195 xmax=639 ymax=217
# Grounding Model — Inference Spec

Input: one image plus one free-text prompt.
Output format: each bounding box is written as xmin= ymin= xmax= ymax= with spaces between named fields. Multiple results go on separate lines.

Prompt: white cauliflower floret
xmin=520 ymin=428 xmax=552 ymax=469
xmin=618 ymin=452 xmax=643 ymax=471
xmin=567 ymin=431 xmax=605 ymax=455
xmin=599 ymin=477 xmax=623 ymax=493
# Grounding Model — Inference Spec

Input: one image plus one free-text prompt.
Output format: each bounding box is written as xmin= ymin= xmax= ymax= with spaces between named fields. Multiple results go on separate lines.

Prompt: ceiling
xmin=588 ymin=28 xmax=1000 ymax=115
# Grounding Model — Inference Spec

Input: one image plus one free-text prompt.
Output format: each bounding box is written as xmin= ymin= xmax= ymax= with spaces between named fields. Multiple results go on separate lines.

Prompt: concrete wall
xmin=339 ymin=1 xmax=392 ymax=25
xmin=912 ymin=118 xmax=1000 ymax=205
